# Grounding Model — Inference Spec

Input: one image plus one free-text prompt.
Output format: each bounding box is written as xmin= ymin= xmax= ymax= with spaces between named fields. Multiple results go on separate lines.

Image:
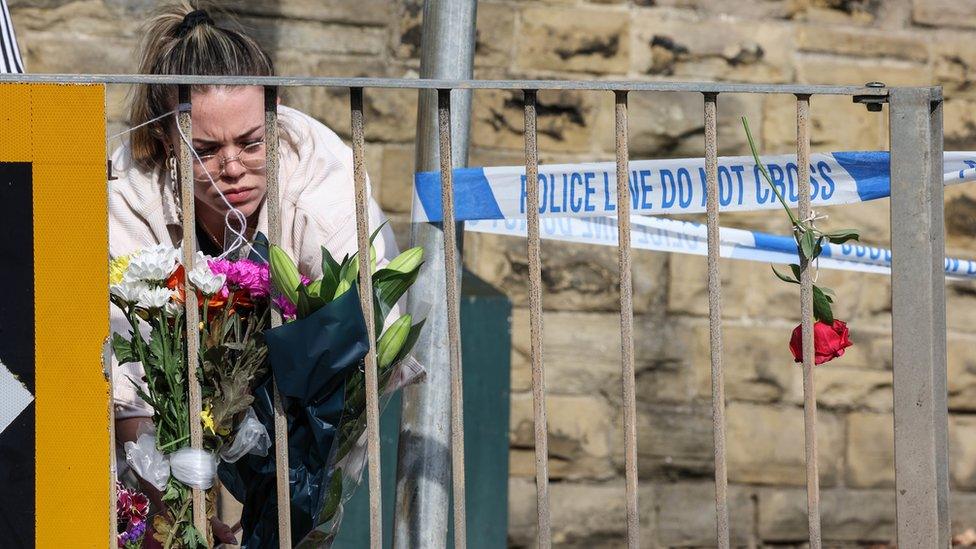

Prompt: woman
xmin=109 ymin=3 xmax=398 ymax=543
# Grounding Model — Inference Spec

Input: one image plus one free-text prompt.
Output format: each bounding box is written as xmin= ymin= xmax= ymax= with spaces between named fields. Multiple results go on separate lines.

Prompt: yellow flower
xmin=200 ymin=405 xmax=216 ymax=435
xmin=109 ymin=255 xmax=131 ymax=285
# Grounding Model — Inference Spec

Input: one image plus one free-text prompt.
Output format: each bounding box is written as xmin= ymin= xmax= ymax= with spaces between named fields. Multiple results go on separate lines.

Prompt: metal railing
xmin=0 ymin=73 xmax=947 ymax=548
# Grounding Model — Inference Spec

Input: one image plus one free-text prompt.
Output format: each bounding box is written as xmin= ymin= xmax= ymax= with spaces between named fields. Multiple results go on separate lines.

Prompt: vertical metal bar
xmin=264 ymin=85 xmax=292 ymax=549
xmin=889 ymin=86 xmax=950 ymax=547
xmin=614 ymin=90 xmax=639 ymax=549
xmin=523 ymin=89 xmax=552 ymax=548
xmin=438 ymin=88 xmax=467 ymax=549
xmin=703 ymin=92 xmax=730 ymax=549
xmin=394 ymin=2 xmax=477 ymax=545
xmin=176 ymin=85 xmax=208 ymax=538
xmin=351 ymin=87 xmax=384 ymax=549
xmin=795 ymin=94 xmax=822 ymax=548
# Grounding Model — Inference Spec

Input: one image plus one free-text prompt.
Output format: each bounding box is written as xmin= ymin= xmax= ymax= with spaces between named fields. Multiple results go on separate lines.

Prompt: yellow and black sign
xmin=0 ymin=84 xmax=110 ymax=547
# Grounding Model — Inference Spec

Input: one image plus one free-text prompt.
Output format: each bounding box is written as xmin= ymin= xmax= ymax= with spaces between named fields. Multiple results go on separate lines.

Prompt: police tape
xmin=464 ymin=216 xmax=976 ymax=281
xmin=414 ymin=151 xmax=976 ymax=222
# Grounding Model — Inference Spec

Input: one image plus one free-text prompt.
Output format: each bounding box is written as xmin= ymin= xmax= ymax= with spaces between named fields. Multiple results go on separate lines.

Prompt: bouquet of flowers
xmin=223 ymin=231 xmax=426 ymax=547
xmin=110 ymin=245 xmax=273 ymax=548
xmin=116 ymin=481 xmax=150 ymax=548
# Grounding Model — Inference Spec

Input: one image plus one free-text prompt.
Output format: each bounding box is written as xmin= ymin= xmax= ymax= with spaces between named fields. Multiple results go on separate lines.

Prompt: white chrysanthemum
xmin=126 ymin=245 xmax=180 ymax=282
xmin=136 ymin=286 xmax=174 ymax=310
xmin=188 ymin=264 xmax=226 ymax=296
xmin=110 ymin=280 xmax=149 ymax=304
xmin=164 ymin=301 xmax=183 ymax=317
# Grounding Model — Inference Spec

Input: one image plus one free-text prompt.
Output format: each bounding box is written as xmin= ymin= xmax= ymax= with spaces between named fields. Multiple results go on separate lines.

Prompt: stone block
xmin=949 ymin=336 xmax=976 ymax=412
xmin=626 ymin=91 xmax=763 ymax=159
xmin=688 ymin=320 xmax=800 ymax=404
xmin=727 ymin=402 xmax=844 ymax=486
xmin=222 ymin=0 xmax=391 ymax=26
xmin=796 ymin=56 xmax=931 ymax=87
xmin=624 ymin=402 xmax=715 ymax=479
xmin=241 ymin=17 xmax=386 ymax=57
xmin=933 ymin=36 xmax=976 ymax=98
xmin=631 ymin=317 xmax=702 ymax=406
xmin=845 ymin=412 xmax=895 ymax=488
xmin=762 ymin=93 xmax=887 ymax=153
xmin=509 ymin=309 xmax=623 ymax=394
xmin=465 ymin=232 xmax=669 ymax=314
xmin=654 ymin=482 xmax=755 ymax=546
xmin=631 ymin=11 xmax=794 ymax=83
xmin=951 ymin=416 xmax=976 ymax=490
xmin=510 ymin=392 xmax=616 ymax=480
xmin=944 ymin=98 xmax=976 ymax=150
xmin=668 ymin=249 xmax=893 ymax=330
xmin=516 ymin=7 xmax=630 ymax=75
xmin=758 ymin=487 xmax=896 ymax=543
xmin=788 ymin=0 xmax=882 ymax=25
xmin=952 ymin=491 xmax=976 ymax=538
xmin=913 ymin=0 xmax=976 ymax=29
xmin=474 ymin=2 xmax=516 ymax=68
xmin=947 ymin=282 xmax=976 ymax=332
xmin=470 ymin=88 xmax=612 ymax=153
xmin=816 ymin=367 xmax=893 ymax=412
xmin=378 ymin=144 xmax=415 ymax=214
xmin=508 ymin=478 xmax=656 ymax=548
xmin=796 ymin=26 xmax=928 ymax=62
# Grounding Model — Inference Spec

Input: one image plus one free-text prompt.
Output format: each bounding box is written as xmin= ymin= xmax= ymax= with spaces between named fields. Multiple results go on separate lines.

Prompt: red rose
xmin=789 ymin=320 xmax=853 ymax=365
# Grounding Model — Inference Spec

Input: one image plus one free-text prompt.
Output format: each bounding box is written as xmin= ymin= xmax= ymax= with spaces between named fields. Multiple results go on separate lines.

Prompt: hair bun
xmin=175 ymin=9 xmax=214 ymax=37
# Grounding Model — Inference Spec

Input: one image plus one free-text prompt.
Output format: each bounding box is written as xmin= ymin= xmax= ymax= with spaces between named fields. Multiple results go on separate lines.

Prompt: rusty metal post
xmin=523 ymin=89 xmax=552 ymax=548
xmin=614 ymin=90 xmax=640 ymax=549
xmin=264 ymin=85 xmax=292 ymax=549
xmin=393 ymin=1 xmax=478 ymax=547
xmin=176 ymin=85 xmax=208 ymax=538
xmin=350 ymin=87 xmax=384 ymax=549
xmin=795 ymin=94 xmax=822 ymax=549
xmin=703 ymin=92 xmax=730 ymax=549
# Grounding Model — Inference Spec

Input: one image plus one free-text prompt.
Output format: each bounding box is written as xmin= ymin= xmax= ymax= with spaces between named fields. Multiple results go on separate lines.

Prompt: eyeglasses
xmin=193 ymin=141 xmax=266 ymax=182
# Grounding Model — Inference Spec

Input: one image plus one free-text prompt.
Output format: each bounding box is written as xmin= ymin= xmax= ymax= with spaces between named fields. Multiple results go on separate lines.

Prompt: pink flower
xmin=208 ymin=258 xmax=271 ymax=299
xmin=273 ymin=294 xmax=297 ymax=319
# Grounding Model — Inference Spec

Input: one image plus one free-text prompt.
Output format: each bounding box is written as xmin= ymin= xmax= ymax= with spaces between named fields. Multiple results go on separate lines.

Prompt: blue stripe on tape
xmin=832 ymin=151 xmax=890 ymax=202
xmin=414 ymin=168 xmax=503 ymax=222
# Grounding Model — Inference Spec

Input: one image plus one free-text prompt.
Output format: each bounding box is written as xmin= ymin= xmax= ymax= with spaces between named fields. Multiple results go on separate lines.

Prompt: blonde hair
xmin=127 ymin=1 xmax=274 ymax=172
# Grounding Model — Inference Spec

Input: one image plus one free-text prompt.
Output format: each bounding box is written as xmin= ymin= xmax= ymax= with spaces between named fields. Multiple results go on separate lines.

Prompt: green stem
xmin=741 ymin=117 xmax=801 ymax=227
xmin=158 ymin=433 xmax=190 ymax=451
xmin=163 ymin=495 xmax=192 ymax=549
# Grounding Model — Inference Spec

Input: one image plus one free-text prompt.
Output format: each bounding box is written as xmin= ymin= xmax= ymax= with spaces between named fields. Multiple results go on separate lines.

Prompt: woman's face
xmin=169 ymin=86 xmax=268 ymax=221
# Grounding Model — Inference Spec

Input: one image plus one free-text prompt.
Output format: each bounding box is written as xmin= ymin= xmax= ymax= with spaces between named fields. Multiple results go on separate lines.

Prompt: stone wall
xmin=10 ymin=0 xmax=976 ymax=546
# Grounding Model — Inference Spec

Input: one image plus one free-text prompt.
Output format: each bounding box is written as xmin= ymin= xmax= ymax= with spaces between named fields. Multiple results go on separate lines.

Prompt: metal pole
xmin=176 ymin=85 xmax=208 ymax=538
xmin=889 ymin=86 xmax=950 ymax=547
xmin=795 ymin=95 xmax=822 ymax=549
xmin=393 ymin=1 xmax=477 ymax=548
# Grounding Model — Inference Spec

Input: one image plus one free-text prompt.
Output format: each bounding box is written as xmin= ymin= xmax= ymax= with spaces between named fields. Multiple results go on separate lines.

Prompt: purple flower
xmin=208 ymin=258 xmax=271 ymax=299
xmin=273 ymin=293 xmax=297 ymax=319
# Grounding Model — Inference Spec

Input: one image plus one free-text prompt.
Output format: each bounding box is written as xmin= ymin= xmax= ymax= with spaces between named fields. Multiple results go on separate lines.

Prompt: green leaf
xmin=799 ymin=231 xmax=816 ymax=261
xmin=814 ymin=236 xmax=825 ymax=258
xmin=826 ymin=229 xmax=860 ymax=244
xmin=394 ymin=318 xmax=427 ymax=365
xmin=789 ymin=263 xmax=802 ymax=282
xmin=307 ymin=278 xmax=323 ymax=297
xmin=111 ymin=333 xmax=136 ymax=364
xmin=819 ymin=286 xmax=836 ymax=297
xmin=318 ymin=467 xmax=344 ymax=523
xmin=372 ymin=264 xmax=423 ymax=326
xmin=812 ymin=285 xmax=834 ymax=324
xmin=320 ymin=246 xmax=341 ymax=298
xmin=771 ymin=266 xmax=799 ymax=284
